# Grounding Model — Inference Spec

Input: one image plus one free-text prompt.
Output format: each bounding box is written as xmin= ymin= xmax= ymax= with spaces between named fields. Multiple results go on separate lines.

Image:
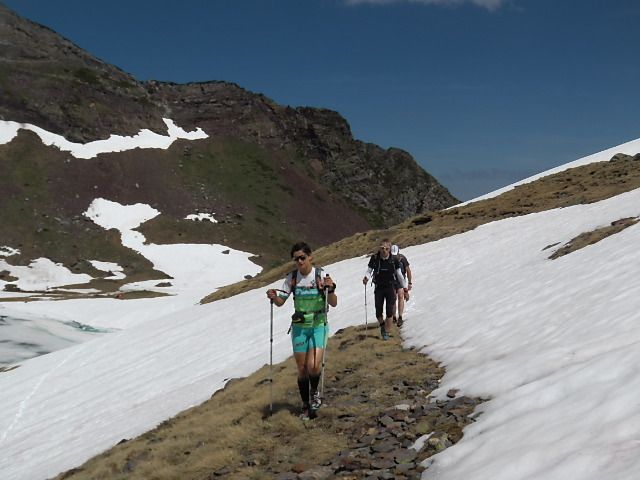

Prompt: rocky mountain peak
xmin=0 ymin=3 xmax=458 ymax=280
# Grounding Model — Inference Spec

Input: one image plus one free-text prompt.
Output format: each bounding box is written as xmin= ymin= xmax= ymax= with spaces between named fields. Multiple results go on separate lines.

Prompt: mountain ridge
xmin=0 ymin=3 xmax=457 ymax=289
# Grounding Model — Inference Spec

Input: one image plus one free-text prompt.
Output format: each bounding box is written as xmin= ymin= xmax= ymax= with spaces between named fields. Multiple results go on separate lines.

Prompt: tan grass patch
xmin=549 ymin=217 xmax=639 ymax=259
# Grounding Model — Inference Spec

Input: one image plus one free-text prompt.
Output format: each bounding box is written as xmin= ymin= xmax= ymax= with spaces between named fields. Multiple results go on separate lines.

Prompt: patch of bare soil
xmin=55 ymin=324 xmax=482 ymax=480
xmin=548 ymin=217 xmax=639 ymax=259
xmin=0 ymin=365 xmax=20 ymax=373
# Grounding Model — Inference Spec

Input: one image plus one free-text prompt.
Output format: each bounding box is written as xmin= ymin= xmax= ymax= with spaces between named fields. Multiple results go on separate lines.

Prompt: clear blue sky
xmin=4 ymin=0 xmax=640 ymax=200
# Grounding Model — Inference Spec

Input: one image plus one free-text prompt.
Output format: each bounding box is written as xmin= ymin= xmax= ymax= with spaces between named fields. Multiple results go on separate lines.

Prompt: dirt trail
xmin=56 ymin=324 xmax=482 ymax=480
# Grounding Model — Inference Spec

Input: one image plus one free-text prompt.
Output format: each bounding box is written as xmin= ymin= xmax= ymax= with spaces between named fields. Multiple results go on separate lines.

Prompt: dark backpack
xmin=394 ymin=254 xmax=407 ymax=276
xmin=369 ymin=254 xmax=397 ymax=287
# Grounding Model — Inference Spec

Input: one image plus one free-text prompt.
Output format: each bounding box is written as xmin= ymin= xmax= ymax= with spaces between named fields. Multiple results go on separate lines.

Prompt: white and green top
xmin=278 ymin=267 xmax=329 ymax=328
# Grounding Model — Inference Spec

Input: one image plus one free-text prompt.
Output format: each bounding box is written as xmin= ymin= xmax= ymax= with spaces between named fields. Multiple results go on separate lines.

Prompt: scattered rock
xmin=446 ymin=388 xmax=459 ymax=398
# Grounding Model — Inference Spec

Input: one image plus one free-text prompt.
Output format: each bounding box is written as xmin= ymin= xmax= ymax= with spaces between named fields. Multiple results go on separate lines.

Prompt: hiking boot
xmin=392 ymin=315 xmax=397 ymax=324
xmin=311 ymin=390 xmax=322 ymax=410
xmin=300 ymin=403 xmax=311 ymax=420
xmin=379 ymin=324 xmax=386 ymax=338
xmin=397 ymin=316 xmax=404 ymax=327
xmin=383 ymin=332 xmax=390 ymax=341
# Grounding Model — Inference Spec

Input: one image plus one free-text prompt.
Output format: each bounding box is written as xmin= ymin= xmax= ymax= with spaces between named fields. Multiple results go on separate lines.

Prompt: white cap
xmin=391 ymin=244 xmax=399 ymax=255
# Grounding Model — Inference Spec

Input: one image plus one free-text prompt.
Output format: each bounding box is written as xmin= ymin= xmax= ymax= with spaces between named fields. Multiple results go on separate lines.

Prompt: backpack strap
xmin=289 ymin=268 xmax=298 ymax=293
xmin=315 ymin=266 xmax=325 ymax=298
xmin=371 ymin=253 xmax=382 ymax=283
xmin=290 ymin=266 xmax=325 ymax=298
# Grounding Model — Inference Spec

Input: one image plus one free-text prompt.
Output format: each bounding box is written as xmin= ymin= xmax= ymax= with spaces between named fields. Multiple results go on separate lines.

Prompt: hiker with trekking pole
xmin=362 ymin=239 xmax=407 ymax=341
xmin=266 ymin=242 xmax=337 ymax=420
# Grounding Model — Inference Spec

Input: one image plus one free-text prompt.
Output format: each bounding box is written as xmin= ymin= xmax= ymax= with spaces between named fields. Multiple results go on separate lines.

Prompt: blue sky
xmin=4 ymin=0 xmax=640 ymax=200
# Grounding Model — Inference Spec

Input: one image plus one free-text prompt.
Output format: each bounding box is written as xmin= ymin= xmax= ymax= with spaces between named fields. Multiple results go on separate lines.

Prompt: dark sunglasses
xmin=293 ymin=255 xmax=307 ymax=262
xmin=380 ymin=247 xmax=390 ymax=251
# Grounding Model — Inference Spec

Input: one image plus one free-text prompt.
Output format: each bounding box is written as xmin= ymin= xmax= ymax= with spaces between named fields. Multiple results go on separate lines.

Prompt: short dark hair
xmin=291 ymin=242 xmax=312 ymax=258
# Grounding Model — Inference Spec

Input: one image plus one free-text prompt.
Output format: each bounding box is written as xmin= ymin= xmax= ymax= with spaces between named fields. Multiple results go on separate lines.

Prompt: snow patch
xmin=83 ymin=198 xmax=261 ymax=299
xmin=88 ymin=261 xmax=126 ymax=280
xmin=185 ymin=213 xmax=218 ymax=223
xmin=0 ymin=258 xmax=92 ymax=291
xmin=0 ymin=246 xmax=20 ymax=257
xmin=0 ymin=118 xmax=207 ymax=159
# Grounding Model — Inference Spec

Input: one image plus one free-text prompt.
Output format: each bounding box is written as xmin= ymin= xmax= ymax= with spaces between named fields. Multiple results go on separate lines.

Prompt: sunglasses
xmin=293 ymin=255 xmax=307 ymax=262
xmin=380 ymin=247 xmax=390 ymax=251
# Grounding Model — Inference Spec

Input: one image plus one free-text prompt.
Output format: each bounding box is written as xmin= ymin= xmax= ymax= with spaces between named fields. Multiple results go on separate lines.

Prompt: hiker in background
xmin=362 ymin=239 xmax=407 ymax=340
xmin=266 ymin=242 xmax=337 ymax=419
xmin=391 ymin=244 xmax=412 ymax=328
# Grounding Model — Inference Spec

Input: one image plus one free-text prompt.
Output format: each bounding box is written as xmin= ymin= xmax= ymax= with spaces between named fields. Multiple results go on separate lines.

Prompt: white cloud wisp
xmin=345 ymin=0 xmax=507 ymax=12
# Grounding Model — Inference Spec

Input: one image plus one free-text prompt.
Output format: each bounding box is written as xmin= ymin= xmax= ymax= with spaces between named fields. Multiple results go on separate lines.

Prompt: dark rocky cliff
xmin=149 ymin=81 xmax=457 ymax=226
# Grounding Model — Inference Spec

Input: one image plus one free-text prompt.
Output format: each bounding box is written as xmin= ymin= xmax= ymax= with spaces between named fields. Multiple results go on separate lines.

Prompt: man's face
xmin=379 ymin=243 xmax=391 ymax=258
xmin=292 ymin=250 xmax=312 ymax=270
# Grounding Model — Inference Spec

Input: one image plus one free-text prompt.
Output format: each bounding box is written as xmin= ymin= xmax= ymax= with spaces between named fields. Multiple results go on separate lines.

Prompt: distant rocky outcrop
xmin=150 ymin=81 xmax=457 ymax=223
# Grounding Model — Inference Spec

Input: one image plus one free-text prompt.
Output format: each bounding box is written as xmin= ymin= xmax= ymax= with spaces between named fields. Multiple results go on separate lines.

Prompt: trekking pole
xmin=364 ymin=283 xmax=368 ymax=335
xmin=320 ymin=278 xmax=330 ymax=399
xmin=269 ymin=298 xmax=274 ymax=416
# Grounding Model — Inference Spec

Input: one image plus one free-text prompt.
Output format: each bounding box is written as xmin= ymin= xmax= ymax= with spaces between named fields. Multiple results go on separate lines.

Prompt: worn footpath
xmin=57 ymin=323 xmax=483 ymax=480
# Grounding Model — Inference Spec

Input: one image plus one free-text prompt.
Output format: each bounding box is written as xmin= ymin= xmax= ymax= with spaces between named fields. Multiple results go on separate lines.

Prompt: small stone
xmin=274 ymin=474 xmax=298 ymax=480
xmin=370 ymin=456 xmax=395 ymax=470
xmin=292 ymin=463 xmax=310 ymax=473
xmin=298 ymin=465 xmax=333 ymax=479
xmin=394 ymin=449 xmax=418 ymax=464
xmin=446 ymin=388 xmax=459 ymax=398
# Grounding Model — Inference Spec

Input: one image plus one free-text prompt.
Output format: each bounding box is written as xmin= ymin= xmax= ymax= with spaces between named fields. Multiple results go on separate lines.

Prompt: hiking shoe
xmin=311 ymin=390 xmax=322 ymax=410
xmin=383 ymin=332 xmax=390 ymax=341
xmin=392 ymin=315 xmax=397 ymax=324
xmin=379 ymin=324 xmax=386 ymax=338
xmin=397 ymin=316 xmax=404 ymax=327
xmin=300 ymin=403 xmax=317 ymax=420
xmin=300 ymin=403 xmax=311 ymax=420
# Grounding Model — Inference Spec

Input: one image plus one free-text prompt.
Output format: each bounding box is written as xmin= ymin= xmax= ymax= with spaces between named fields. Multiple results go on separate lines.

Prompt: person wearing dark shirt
xmin=362 ymin=239 xmax=407 ymax=340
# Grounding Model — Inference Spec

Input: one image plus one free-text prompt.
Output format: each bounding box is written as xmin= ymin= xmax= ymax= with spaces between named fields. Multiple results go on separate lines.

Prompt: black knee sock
xmin=297 ymin=377 xmax=310 ymax=405
xmin=309 ymin=374 xmax=320 ymax=394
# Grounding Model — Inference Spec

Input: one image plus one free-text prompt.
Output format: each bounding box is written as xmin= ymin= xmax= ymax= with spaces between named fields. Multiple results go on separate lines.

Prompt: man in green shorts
xmin=267 ymin=242 xmax=337 ymax=419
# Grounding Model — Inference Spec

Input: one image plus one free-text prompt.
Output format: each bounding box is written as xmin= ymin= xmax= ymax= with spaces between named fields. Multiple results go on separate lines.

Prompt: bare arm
xmin=395 ymin=268 xmax=407 ymax=289
xmin=322 ymin=275 xmax=338 ymax=307
xmin=266 ymin=288 xmax=288 ymax=306
xmin=327 ymin=291 xmax=338 ymax=307
xmin=362 ymin=267 xmax=374 ymax=285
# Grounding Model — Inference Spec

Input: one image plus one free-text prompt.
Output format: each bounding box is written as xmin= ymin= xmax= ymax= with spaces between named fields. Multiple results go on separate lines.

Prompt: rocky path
xmin=57 ymin=323 xmax=483 ymax=480
xmin=259 ymin=325 xmax=483 ymax=480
